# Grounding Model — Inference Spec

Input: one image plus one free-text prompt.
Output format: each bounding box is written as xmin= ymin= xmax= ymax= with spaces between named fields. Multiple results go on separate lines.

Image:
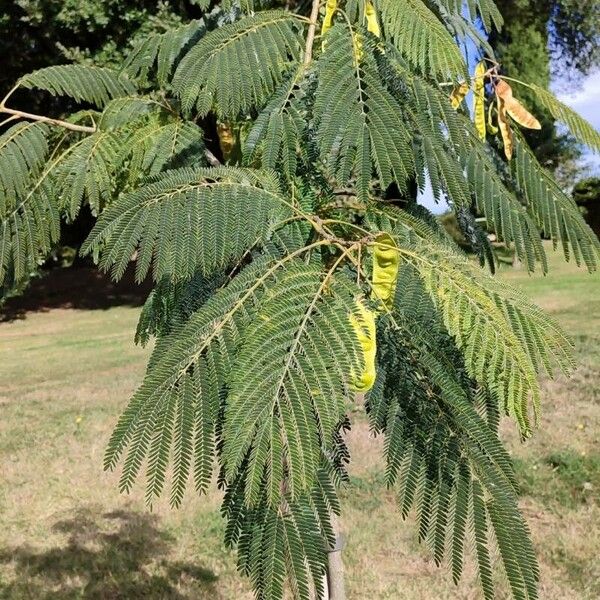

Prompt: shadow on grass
xmin=0 ymin=507 xmax=220 ymax=599
xmin=1 ymin=266 xmax=152 ymax=322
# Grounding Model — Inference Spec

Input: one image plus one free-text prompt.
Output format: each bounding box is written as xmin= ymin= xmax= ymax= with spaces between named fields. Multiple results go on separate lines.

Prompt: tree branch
xmin=303 ymin=0 xmax=321 ymax=68
xmin=0 ymin=106 xmax=96 ymax=133
xmin=0 ymin=104 xmax=224 ymax=168
xmin=204 ymin=147 xmax=222 ymax=167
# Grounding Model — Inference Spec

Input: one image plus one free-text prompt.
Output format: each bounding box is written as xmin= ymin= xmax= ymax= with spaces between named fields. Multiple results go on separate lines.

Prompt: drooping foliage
xmin=1 ymin=0 xmax=599 ymax=599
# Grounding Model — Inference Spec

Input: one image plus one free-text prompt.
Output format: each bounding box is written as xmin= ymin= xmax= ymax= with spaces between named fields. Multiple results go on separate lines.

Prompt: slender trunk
xmin=325 ymin=514 xmax=346 ymax=600
xmin=302 ymin=0 xmax=322 ymax=68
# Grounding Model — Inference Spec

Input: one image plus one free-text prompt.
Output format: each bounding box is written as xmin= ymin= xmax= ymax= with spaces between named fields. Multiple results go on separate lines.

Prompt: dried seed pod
xmin=496 ymin=80 xmax=541 ymax=130
xmin=450 ymin=82 xmax=470 ymax=109
xmin=497 ymin=96 xmax=514 ymax=160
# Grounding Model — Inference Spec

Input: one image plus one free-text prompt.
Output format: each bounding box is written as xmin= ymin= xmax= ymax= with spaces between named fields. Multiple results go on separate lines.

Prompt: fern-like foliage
xmin=462 ymin=139 xmax=548 ymax=272
xmin=99 ymin=97 xmax=207 ymax=179
xmin=104 ymin=256 xmax=271 ymax=502
xmin=134 ymin=271 xmax=224 ymax=347
xmin=19 ymin=65 xmax=137 ymax=107
xmin=512 ymin=135 xmax=600 ymax=270
xmin=367 ymin=205 xmax=573 ymax=434
xmin=383 ymin=54 xmax=550 ymax=272
xmin=82 ymin=167 xmax=294 ymax=282
xmin=314 ymin=25 xmax=414 ymax=201
xmin=53 ymin=130 xmax=124 ymax=217
xmin=172 ymin=11 xmax=305 ymax=118
xmin=223 ymin=264 xmax=359 ymax=506
xmin=104 ymin=249 xmax=356 ymax=497
xmin=123 ymin=20 xmax=207 ymax=87
xmin=368 ymin=265 xmax=538 ymax=598
xmin=96 ymin=98 xmax=149 ymax=128
xmin=432 ymin=0 xmax=503 ymax=32
xmin=0 ymin=122 xmax=58 ymax=283
xmin=529 ymin=83 xmax=600 ymax=152
xmin=243 ymin=68 xmax=308 ymax=178
xmin=224 ymin=465 xmax=340 ymax=600
xmin=116 ymin=117 xmax=206 ymax=183
xmin=0 ymin=122 xmax=48 ymax=203
xmin=377 ymin=0 xmax=467 ymax=79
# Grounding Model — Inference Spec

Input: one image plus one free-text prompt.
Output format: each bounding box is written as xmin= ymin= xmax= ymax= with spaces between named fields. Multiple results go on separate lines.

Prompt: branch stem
xmin=0 ymin=106 xmax=96 ymax=133
xmin=303 ymin=0 xmax=321 ymax=68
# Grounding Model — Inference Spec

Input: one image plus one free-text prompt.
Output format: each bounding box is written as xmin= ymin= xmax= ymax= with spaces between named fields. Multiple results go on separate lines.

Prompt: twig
xmin=0 ymin=83 xmax=20 ymax=108
xmin=0 ymin=106 xmax=96 ymax=133
xmin=0 ymin=114 xmax=19 ymax=128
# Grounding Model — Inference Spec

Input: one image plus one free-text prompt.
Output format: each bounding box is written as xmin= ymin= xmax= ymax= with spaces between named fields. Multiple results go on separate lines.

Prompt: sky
xmin=419 ymin=70 xmax=600 ymax=215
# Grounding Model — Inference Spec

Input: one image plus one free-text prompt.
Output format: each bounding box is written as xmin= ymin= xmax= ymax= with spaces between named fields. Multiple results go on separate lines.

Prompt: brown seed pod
xmin=496 ymin=80 xmax=541 ymax=130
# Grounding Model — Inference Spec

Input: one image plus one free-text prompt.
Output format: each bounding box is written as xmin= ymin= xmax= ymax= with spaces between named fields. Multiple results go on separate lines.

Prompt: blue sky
xmin=419 ymin=69 xmax=600 ymax=214
xmin=558 ymin=71 xmax=600 ymax=132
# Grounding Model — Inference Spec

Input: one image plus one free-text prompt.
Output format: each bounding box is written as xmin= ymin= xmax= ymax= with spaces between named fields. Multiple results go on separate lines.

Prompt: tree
xmin=0 ymin=1 xmax=192 ymax=94
xmin=1 ymin=1 xmax=599 ymax=598
xmin=573 ymin=177 xmax=600 ymax=235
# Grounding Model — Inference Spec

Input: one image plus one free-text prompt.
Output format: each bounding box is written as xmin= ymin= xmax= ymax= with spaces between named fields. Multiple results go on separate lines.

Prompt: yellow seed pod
xmin=497 ymin=96 xmax=514 ymax=160
xmin=365 ymin=1 xmax=381 ymax=38
xmin=217 ymin=121 xmax=236 ymax=162
xmin=473 ymin=61 xmax=487 ymax=141
xmin=349 ymin=299 xmax=377 ymax=392
xmin=450 ymin=82 xmax=470 ymax=109
xmin=321 ymin=0 xmax=338 ymax=50
xmin=371 ymin=233 xmax=400 ymax=311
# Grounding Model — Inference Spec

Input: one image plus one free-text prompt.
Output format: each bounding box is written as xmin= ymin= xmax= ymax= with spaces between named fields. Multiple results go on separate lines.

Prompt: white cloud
xmin=555 ymin=71 xmax=600 ymax=129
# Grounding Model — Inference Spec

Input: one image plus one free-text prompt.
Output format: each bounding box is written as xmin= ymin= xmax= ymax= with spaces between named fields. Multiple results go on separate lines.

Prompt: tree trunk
xmin=325 ymin=513 xmax=346 ymax=599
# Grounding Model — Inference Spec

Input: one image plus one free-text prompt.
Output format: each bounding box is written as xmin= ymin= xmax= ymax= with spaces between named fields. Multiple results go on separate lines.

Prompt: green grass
xmin=0 ymin=245 xmax=598 ymax=598
xmin=500 ymin=247 xmax=600 ymax=337
xmin=514 ymin=451 xmax=600 ymax=509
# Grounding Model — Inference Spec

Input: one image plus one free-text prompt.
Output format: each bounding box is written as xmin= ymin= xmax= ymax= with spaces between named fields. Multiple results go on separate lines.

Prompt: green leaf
xmin=82 ymin=167 xmax=293 ymax=282
xmin=377 ymin=0 xmax=467 ymax=79
xmin=172 ymin=11 xmax=304 ymax=118
xmin=512 ymin=134 xmax=600 ymax=271
xmin=530 ymin=83 xmax=600 ymax=152
xmin=314 ymin=24 xmax=414 ymax=201
xmin=19 ymin=65 xmax=137 ymax=108
xmin=224 ymin=264 xmax=360 ymax=505
xmin=0 ymin=123 xmax=59 ymax=286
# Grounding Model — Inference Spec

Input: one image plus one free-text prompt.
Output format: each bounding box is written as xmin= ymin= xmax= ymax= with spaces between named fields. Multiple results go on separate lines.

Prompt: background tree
xmin=1 ymin=1 xmax=599 ymax=598
xmin=573 ymin=177 xmax=600 ymax=234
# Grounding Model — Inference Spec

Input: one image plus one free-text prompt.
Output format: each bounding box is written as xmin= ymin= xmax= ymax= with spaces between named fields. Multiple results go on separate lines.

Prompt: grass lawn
xmin=1 ymin=246 xmax=598 ymax=599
